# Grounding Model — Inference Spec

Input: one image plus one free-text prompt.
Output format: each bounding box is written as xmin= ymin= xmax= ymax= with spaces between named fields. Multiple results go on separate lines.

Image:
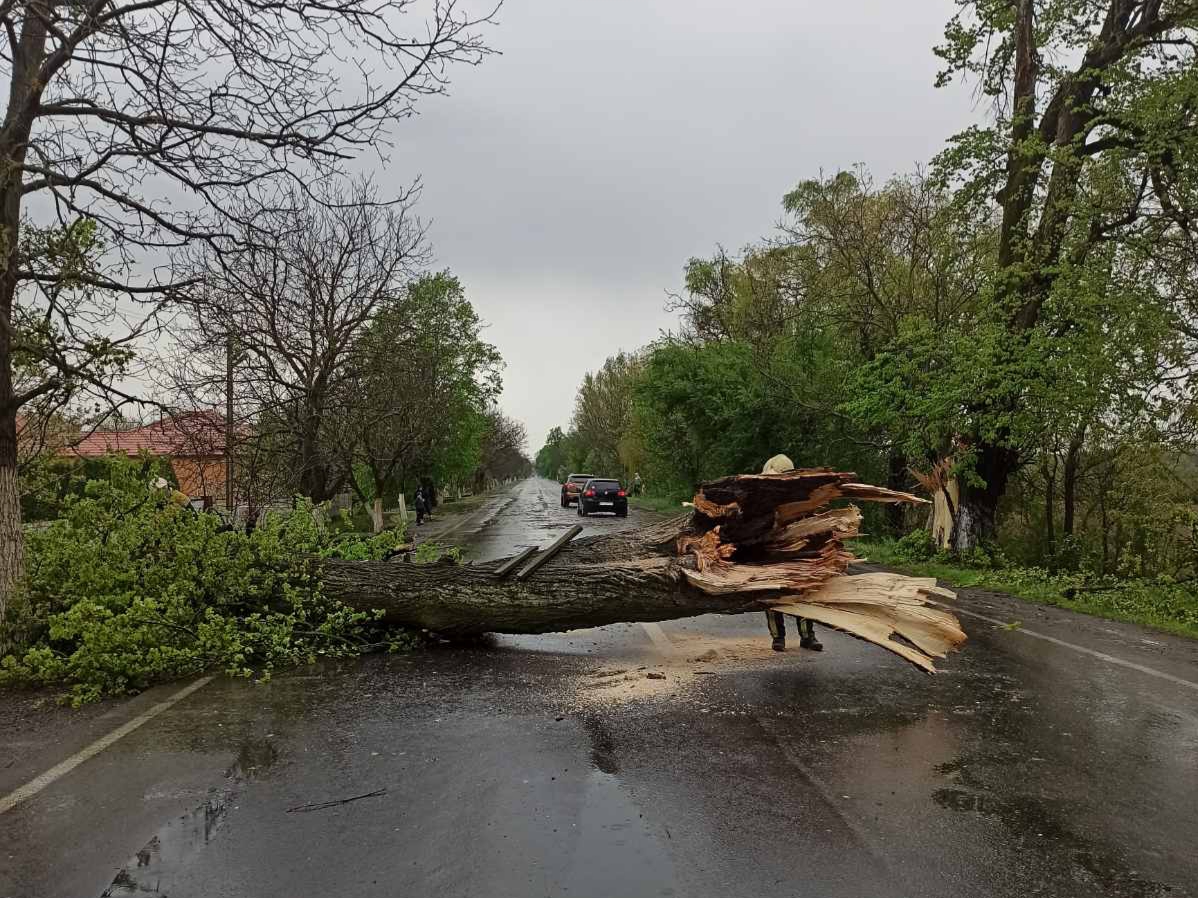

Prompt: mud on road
xmin=2 ymin=477 xmax=1197 ymax=898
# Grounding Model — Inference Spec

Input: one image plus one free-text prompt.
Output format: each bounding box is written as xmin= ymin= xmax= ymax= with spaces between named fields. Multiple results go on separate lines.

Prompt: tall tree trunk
xmin=370 ymin=497 xmax=385 ymax=533
xmin=0 ymin=406 xmax=23 ymax=626
xmin=1062 ymin=424 xmax=1086 ymax=537
xmin=1043 ymin=453 xmax=1056 ymax=552
xmin=0 ymin=6 xmax=52 ymax=623
xmin=950 ymin=444 xmax=1017 ymax=551
xmin=885 ymin=448 xmax=907 ymax=535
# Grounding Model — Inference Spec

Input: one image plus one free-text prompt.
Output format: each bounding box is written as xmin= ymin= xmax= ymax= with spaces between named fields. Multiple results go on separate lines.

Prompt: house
xmin=62 ymin=411 xmax=229 ymax=506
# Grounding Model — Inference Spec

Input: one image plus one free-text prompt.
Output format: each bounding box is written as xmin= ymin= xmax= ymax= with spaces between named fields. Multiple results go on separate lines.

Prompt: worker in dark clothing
xmin=414 ymin=487 xmax=428 ymax=526
xmin=765 ymin=610 xmax=823 ymax=652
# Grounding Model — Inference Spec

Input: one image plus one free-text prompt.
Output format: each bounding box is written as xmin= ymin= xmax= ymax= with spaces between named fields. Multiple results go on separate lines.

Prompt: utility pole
xmin=225 ymin=331 xmax=235 ymax=511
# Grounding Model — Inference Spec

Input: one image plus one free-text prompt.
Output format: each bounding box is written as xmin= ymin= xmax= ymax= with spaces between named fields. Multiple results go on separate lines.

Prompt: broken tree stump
xmin=323 ymin=469 xmax=966 ymax=671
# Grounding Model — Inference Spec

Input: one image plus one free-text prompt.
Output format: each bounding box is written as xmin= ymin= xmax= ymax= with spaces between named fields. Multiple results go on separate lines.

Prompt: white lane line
xmin=640 ymin=622 xmax=678 ymax=656
xmin=942 ymin=604 xmax=1198 ymax=693
xmin=0 ymin=675 xmax=214 ymax=816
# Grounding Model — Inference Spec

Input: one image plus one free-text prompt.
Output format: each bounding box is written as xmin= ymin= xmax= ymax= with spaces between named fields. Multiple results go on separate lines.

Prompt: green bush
xmin=891 ymin=528 xmax=936 ymax=562
xmin=1 ymin=460 xmax=419 ymax=704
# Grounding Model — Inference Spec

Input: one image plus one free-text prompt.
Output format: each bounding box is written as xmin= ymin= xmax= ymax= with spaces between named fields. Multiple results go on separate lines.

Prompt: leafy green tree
xmin=535 ymin=426 xmax=569 ymax=479
xmin=339 ymin=272 xmax=501 ymax=531
xmin=926 ymin=0 xmax=1198 ymax=547
xmin=0 ymin=459 xmax=412 ymax=702
xmin=568 ymin=352 xmax=644 ymax=478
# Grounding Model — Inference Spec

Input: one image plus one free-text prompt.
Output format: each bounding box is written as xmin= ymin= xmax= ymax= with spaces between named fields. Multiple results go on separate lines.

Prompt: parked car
xmin=577 ymin=478 xmax=628 ymax=517
xmin=561 ymin=473 xmax=596 ymax=507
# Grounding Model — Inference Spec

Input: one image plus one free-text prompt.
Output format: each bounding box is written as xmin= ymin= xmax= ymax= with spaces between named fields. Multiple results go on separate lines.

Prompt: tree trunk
xmin=0 ymin=8 xmax=52 ymax=624
xmin=950 ymin=443 xmax=1016 ymax=552
xmin=370 ymin=497 xmax=385 ymax=534
xmin=325 ymin=469 xmax=968 ymax=672
xmin=885 ymin=448 xmax=907 ymax=535
xmin=1062 ymin=424 xmax=1086 ymax=537
xmin=1043 ymin=453 xmax=1056 ymax=551
xmin=0 ymin=410 xmax=23 ymax=627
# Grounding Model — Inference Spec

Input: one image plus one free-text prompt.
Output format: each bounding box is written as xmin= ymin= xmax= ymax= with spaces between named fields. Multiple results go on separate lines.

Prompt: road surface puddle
xmin=101 ymin=796 xmax=228 ymax=897
xmin=562 ymin=769 xmax=677 ymax=897
xmin=99 ymin=737 xmax=278 ymax=897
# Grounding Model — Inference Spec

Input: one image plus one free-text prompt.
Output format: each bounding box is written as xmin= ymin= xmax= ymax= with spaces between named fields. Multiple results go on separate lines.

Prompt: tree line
xmin=0 ymin=0 xmax=529 ymax=623
xmin=541 ymin=1 xmax=1198 ymax=582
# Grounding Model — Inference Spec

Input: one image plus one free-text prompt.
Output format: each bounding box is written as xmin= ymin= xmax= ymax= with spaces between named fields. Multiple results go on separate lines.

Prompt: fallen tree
xmin=323 ymin=469 xmax=967 ymax=671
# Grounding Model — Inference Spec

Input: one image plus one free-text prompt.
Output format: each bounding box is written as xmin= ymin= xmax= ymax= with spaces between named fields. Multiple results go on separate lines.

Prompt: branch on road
xmin=324 ymin=469 xmax=967 ymax=672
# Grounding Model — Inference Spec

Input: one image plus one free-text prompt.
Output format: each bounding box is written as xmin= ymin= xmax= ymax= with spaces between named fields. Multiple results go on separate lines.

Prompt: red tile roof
xmin=63 ymin=412 xmax=226 ymax=459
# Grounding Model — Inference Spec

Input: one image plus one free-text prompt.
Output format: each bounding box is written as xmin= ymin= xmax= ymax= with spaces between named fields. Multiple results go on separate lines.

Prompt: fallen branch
xmin=286 ymin=788 xmax=387 ymax=813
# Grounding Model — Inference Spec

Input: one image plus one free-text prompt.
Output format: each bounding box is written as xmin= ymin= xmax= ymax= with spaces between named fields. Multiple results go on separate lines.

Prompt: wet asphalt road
xmin=2 ymin=476 xmax=1197 ymax=898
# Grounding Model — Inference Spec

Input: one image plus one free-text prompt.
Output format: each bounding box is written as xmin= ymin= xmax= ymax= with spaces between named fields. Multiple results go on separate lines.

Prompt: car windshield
xmin=589 ymin=481 xmax=621 ymax=490
xmin=569 ymin=475 xmax=594 ymax=483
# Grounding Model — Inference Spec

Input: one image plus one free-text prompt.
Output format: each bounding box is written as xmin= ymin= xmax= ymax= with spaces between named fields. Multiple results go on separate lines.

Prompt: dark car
xmin=577 ymin=478 xmax=628 ymax=517
xmin=561 ymin=473 xmax=596 ymax=507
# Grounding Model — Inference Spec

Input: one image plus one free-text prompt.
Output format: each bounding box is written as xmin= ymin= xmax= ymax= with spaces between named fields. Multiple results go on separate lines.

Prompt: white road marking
xmin=640 ymin=622 xmax=678 ymax=656
xmin=941 ymin=604 xmax=1198 ymax=693
xmin=0 ymin=675 xmax=214 ymax=816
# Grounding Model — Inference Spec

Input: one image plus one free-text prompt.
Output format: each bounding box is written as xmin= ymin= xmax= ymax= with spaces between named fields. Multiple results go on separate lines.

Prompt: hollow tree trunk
xmin=326 ymin=469 xmax=967 ymax=672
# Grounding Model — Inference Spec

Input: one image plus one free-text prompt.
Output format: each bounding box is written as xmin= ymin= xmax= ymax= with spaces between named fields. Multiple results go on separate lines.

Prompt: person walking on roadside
xmin=414 ymin=487 xmax=428 ymax=526
xmin=764 ymin=610 xmax=823 ymax=653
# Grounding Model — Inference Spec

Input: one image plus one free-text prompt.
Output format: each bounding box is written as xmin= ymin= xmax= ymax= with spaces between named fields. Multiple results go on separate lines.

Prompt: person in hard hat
xmin=758 ymin=454 xmax=822 ymax=652
xmin=765 ymin=610 xmax=823 ymax=653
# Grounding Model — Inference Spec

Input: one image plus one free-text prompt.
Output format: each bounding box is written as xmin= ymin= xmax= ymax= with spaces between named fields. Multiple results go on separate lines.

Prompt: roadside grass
xmin=630 ymin=494 xmax=689 ymax=516
xmin=332 ymin=490 xmax=497 ymax=536
xmin=854 ymin=538 xmax=1198 ymax=641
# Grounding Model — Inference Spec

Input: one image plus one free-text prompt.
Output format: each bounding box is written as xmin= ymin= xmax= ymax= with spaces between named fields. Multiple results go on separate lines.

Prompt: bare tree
xmin=0 ymin=0 xmax=495 ymax=613
xmin=475 ymin=409 xmax=531 ymax=487
xmin=178 ymin=180 xmax=427 ymax=504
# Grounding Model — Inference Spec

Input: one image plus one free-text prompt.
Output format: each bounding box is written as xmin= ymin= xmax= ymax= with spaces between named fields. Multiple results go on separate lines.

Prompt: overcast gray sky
xmin=391 ymin=0 xmax=978 ymax=452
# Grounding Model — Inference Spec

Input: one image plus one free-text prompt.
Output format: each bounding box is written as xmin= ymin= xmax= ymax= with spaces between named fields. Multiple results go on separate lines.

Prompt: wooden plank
xmin=492 ymin=545 xmax=538 ymax=579
xmin=516 ymin=524 xmax=583 ymax=581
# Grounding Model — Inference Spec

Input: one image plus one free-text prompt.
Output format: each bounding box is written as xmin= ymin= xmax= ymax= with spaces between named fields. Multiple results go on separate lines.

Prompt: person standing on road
xmin=765 ymin=610 xmax=823 ymax=653
xmin=414 ymin=487 xmax=428 ymax=526
xmin=632 ymin=472 xmax=644 ymax=496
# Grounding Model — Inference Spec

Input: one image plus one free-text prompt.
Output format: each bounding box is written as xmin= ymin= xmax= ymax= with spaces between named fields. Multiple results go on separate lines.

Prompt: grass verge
xmin=630 ymin=494 xmax=689 ymax=516
xmin=855 ymin=538 xmax=1198 ymax=641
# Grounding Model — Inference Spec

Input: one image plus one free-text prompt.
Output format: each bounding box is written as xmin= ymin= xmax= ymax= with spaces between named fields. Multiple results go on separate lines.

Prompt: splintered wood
xmin=677 ymin=468 xmax=965 ymax=672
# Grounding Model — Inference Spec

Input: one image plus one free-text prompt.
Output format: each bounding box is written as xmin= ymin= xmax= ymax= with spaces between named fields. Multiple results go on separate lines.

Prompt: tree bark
xmin=370 ymin=497 xmax=385 ymax=534
xmin=950 ymin=444 xmax=1016 ymax=551
xmin=0 ymin=5 xmax=51 ymax=620
xmin=325 ymin=470 xmax=968 ymax=671
xmin=1043 ymin=453 xmax=1056 ymax=551
xmin=1062 ymin=424 xmax=1086 ymax=537
xmin=885 ymin=448 xmax=907 ymax=535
